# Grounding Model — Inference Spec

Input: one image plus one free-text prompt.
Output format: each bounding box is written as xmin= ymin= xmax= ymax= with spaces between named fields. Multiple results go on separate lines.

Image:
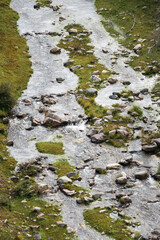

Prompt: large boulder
xmin=142 ymin=143 xmax=157 ymax=152
xmin=50 ymin=47 xmax=61 ymax=54
xmin=43 ymin=112 xmax=67 ymax=127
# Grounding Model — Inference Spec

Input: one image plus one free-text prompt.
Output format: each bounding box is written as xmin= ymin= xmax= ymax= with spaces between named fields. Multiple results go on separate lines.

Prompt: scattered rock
xmin=7 ymin=140 xmax=14 ymax=146
xmin=56 ymin=221 xmax=67 ymax=227
xmin=116 ymin=172 xmax=127 ymax=185
xmin=91 ymin=133 xmax=105 ymax=143
xmin=3 ymin=117 xmax=9 ymax=124
xmin=62 ymin=189 xmax=76 ymax=196
xmin=153 ymin=138 xmax=160 ymax=147
xmin=92 ymin=193 xmax=102 ymax=200
xmin=142 ymin=143 xmax=157 ymax=152
xmin=34 ymin=3 xmax=40 ymax=9
xmin=67 ymin=172 xmax=78 ymax=178
xmin=133 ymin=44 xmax=142 ymax=53
xmin=86 ymin=128 xmax=99 ymax=137
xmin=95 ymin=167 xmax=106 ymax=174
xmin=69 ymin=28 xmax=78 ymax=34
xmin=57 ymin=176 xmax=72 ymax=185
xmin=119 ymin=195 xmax=132 ymax=204
xmin=64 ymin=60 xmax=74 ymax=66
xmin=70 ymin=65 xmax=82 ymax=72
xmin=106 ymin=163 xmax=121 ymax=170
xmin=90 ymin=75 xmax=101 ymax=82
xmin=85 ymin=88 xmax=98 ymax=96
xmin=31 ymin=117 xmax=41 ymax=126
xmin=56 ymin=78 xmax=65 ymax=83
xmin=108 ymin=77 xmax=118 ymax=84
xmin=50 ymin=47 xmax=61 ymax=54
xmin=43 ymin=112 xmax=67 ymax=127
xmin=34 ymin=232 xmax=42 ymax=240
xmin=135 ymin=171 xmax=149 ymax=180
xmin=83 ymin=197 xmax=93 ymax=203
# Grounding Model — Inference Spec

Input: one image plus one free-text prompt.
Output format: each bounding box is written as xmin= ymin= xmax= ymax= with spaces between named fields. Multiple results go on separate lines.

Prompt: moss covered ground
xmin=84 ymin=207 xmax=139 ymax=240
xmin=95 ymin=0 xmax=160 ymax=74
xmin=36 ymin=141 xmax=65 ymax=155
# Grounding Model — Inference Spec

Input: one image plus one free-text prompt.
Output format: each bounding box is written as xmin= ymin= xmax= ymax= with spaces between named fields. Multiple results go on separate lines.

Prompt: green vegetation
xmin=36 ymin=141 xmax=65 ymax=155
xmin=0 ymin=0 xmax=32 ymax=116
xmin=84 ymin=207 xmax=137 ymax=240
xmin=57 ymin=24 xmax=133 ymax=147
xmin=53 ymin=158 xmax=79 ymax=179
xmin=95 ymin=0 xmax=160 ymax=74
xmin=36 ymin=0 xmax=52 ymax=8
xmin=128 ymin=105 xmax=143 ymax=117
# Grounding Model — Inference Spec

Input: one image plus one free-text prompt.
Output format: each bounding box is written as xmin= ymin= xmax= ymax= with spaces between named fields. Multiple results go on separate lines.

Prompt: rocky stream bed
xmin=7 ymin=0 xmax=160 ymax=239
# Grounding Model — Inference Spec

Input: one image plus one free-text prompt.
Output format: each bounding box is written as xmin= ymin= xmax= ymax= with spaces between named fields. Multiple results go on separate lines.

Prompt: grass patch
xmin=36 ymin=142 xmax=64 ymax=155
xmin=57 ymin=24 xmax=133 ymax=147
xmin=53 ymin=158 xmax=78 ymax=179
xmin=36 ymin=0 xmax=52 ymax=8
xmin=95 ymin=0 xmax=160 ymax=74
xmin=84 ymin=207 xmax=137 ymax=240
xmin=128 ymin=105 xmax=143 ymax=117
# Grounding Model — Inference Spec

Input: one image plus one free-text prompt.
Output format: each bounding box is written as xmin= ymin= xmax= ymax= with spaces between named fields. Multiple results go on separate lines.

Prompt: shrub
xmin=0 ymin=82 xmax=16 ymax=112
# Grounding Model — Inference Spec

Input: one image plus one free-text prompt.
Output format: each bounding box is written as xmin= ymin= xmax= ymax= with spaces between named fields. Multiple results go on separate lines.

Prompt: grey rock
xmin=153 ymin=138 xmax=160 ymax=147
xmin=34 ymin=3 xmax=40 ymax=9
xmin=70 ymin=65 xmax=82 ymax=72
xmin=57 ymin=176 xmax=72 ymax=185
xmin=135 ymin=171 xmax=149 ymax=180
xmin=106 ymin=163 xmax=121 ymax=170
xmin=62 ymin=189 xmax=76 ymax=196
xmin=56 ymin=78 xmax=65 ymax=83
xmin=90 ymin=75 xmax=101 ymax=82
xmin=67 ymin=172 xmax=78 ymax=178
xmin=119 ymin=195 xmax=132 ymax=204
xmin=133 ymin=44 xmax=142 ymax=53
xmin=34 ymin=232 xmax=42 ymax=240
xmin=50 ymin=47 xmax=61 ymax=54
xmin=56 ymin=221 xmax=67 ymax=227
xmin=64 ymin=60 xmax=74 ymax=66
xmin=86 ymin=128 xmax=99 ymax=137
xmin=142 ymin=143 xmax=157 ymax=152
xmin=7 ymin=140 xmax=14 ymax=146
xmin=83 ymin=197 xmax=93 ymax=203
xmin=108 ymin=77 xmax=118 ymax=84
xmin=85 ymin=88 xmax=98 ymax=96
xmin=69 ymin=28 xmax=78 ymax=34
xmin=31 ymin=117 xmax=41 ymax=126
xmin=91 ymin=133 xmax=105 ymax=143
xmin=92 ymin=193 xmax=102 ymax=200
xmin=43 ymin=112 xmax=67 ymax=127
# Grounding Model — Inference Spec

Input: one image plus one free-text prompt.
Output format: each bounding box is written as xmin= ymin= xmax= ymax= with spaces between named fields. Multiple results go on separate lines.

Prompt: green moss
xmin=84 ymin=207 xmax=134 ymax=240
xmin=128 ymin=105 xmax=143 ymax=117
xmin=36 ymin=0 xmax=52 ymax=8
xmin=36 ymin=142 xmax=65 ymax=155
xmin=95 ymin=0 xmax=160 ymax=74
xmin=53 ymin=158 xmax=79 ymax=179
xmin=57 ymin=24 xmax=133 ymax=146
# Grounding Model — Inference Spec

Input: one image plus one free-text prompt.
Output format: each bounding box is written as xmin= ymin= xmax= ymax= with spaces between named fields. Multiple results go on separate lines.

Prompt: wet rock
xmin=56 ymin=77 xmax=65 ymax=83
xmin=102 ymin=48 xmax=109 ymax=53
xmin=34 ymin=232 xmax=42 ymax=240
xmin=43 ymin=112 xmax=67 ymax=127
xmin=92 ymin=193 xmax=102 ymax=200
xmin=41 ymin=95 xmax=56 ymax=105
xmin=95 ymin=167 xmax=106 ymax=174
xmin=31 ymin=117 xmax=41 ymax=126
xmin=47 ymin=166 xmax=58 ymax=172
xmin=3 ymin=117 xmax=9 ymax=124
xmin=85 ymin=88 xmax=98 ymax=96
xmin=91 ymin=133 xmax=105 ymax=143
xmin=106 ymin=163 xmax=121 ymax=170
xmin=119 ymin=156 xmax=133 ymax=166
xmin=90 ymin=75 xmax=101 ymax=82
xmin=152 ymin=173 xmax=160 ymax=181
xmin=88 ymin=179 xmax=95 ymax=186
xmin=7 ymin=140 xmax=14 ymax=146
xmin=84 ymin=197 xmax=93 ymax=203
xmin=153 ymin=138 xmax=160 ymax=147
xmin=69 ymin=28 xmax=78 ymax=34
xmin=67 ymin=172 xmax=78 ymax=178
xmin=109 ymin=94 xmax=119 ymax=100
xmin=34 ymin=3 xmax=40 ymax=9
xmin=133 ymin=44 xmax=142 ymax=53
xmin=119 ymin=195 xmax=132 ymax=204
xmin=134 ymin=66 xmax=142 ymax=71
xmin=57 ymin=176 xmax=72 ymax=185
xmin=140 ymin=88 xmax=149 ymax=94
xmin=38 ymin=184 xmax=48 ymax=193
xmin=116 ymin=192 xmax=126 ymax=199
xmin=38 ymin=106 xmax=49 ymax=113
xmin=116 ymin=172 xmax=127 ymax=185
xmin=64 ymin=60 xmax=74 ymax=66
xmin=56 ymin=221 xmax=67 ymax=227
xmin=76 ymin=198 xmax=83 ymax=204
xmin=62 ymin=189 xmax=76 ymax=196
xmin=70 ymin=65 xmax=82 ymax=72
xmin=122 ymin=81 xmax=131 ymax=85
xmin=108 ymin=77 xmax=118 ymax=84
xmin=50 ymin=47 xmax=61 ymax=54
xmin=142 ymin=143 xmax=157 ymax=152
xmin=16 ymin=113 xmax=27 ymax=119
xmin=33 ymin=207 xmax=41 ymax=212
xmin=86 ymin=128 xmax=99 ymax=137
xmin=52 ymin=6 xmax=59 ymax=11
xmin=135 ymin=171 xmax=149 ymax=180
xmin=59 ymin=16 xmax=66 ymax=22
xmin=109 ymin=129 xmax=129 ymax=138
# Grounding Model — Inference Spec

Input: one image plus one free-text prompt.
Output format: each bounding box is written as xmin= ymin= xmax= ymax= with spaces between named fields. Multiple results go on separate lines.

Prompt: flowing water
xmin=9 ymin=0 xmax=160 ymax=239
